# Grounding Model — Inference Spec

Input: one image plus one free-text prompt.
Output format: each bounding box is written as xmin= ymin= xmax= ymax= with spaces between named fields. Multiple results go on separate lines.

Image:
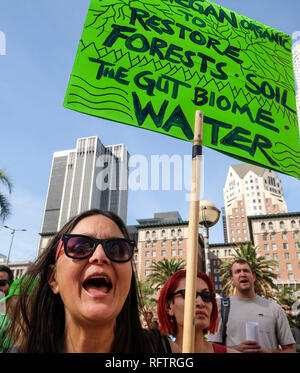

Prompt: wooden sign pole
xmin=182 ymin=110 xmax=203 ymax=353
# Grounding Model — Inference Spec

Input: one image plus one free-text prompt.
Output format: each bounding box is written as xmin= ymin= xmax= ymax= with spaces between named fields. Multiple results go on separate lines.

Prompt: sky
xmin=0 ymin=0 xmax=299 ymax=262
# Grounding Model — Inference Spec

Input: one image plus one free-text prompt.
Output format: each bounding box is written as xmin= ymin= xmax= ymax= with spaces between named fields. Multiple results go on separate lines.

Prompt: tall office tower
xmin=223 ymin=164 xmax=287 ymax=243
xmin=38 ymin=137 xmax=129 ymax=254
xmin=293 ymin=43 xmax=300 ymax=125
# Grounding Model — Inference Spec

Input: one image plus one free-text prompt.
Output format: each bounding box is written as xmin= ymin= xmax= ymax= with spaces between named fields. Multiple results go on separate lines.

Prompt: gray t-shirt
xmin=208 ymin=295 xmax=295 ymax=350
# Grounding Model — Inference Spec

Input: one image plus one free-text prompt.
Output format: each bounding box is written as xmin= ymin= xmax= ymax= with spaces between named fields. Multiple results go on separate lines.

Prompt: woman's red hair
xmin=157 ymin=270 xmax=218 ymax=336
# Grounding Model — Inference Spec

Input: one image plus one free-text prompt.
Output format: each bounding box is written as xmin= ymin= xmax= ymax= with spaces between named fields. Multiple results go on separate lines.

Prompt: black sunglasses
xmin=172 ymin=289 xmax=215 ymax=303
xmin=61 ymin=234 xmax=135 ymax=263
xmin=0 ymin=279 xmax=9 ymax=287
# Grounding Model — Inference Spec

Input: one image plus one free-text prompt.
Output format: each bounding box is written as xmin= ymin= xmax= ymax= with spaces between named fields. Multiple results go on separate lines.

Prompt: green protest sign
xmin=64 ymin=0 xmax=300 ymax=179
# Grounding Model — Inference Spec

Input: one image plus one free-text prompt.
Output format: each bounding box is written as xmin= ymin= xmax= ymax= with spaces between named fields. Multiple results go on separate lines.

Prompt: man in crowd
xmin=0 ymin=265 xmax=13 ymax=297
xmin=208 ymin=259 xmax=295 ymax=353
xmin=291 ymin=313 xmax=300 ymax=353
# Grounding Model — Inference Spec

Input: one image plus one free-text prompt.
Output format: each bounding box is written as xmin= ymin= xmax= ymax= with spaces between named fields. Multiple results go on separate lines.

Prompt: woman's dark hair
xmin=0 ymin=265 xmax=14 ymax=284
xmin=157 ymin=269 xmax=218 ymax=337
xmin=4 ymin=209 xmax=165 ymax=353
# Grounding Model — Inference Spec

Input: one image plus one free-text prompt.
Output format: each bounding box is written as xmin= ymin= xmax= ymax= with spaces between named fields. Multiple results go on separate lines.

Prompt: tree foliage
xmin=0 ymin=169 xmax=12 ymax=222
xmin=274 ymin=286 xmax=299 ymax=327
xmin=147 ymin=258 xmax=185 ymax=290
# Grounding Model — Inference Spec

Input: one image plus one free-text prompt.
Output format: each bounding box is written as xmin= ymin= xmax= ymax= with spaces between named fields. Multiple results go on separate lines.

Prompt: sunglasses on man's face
xmin=172 ymin=289 xmax=215 ymax=303
xmin=0 ymin=279 xmax=9 ymax=287
xmin=57 ymin=234 xmax=135 ymax=263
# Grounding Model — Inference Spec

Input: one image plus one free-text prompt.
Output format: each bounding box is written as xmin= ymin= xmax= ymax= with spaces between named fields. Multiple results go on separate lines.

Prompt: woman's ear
xmin=48 ymin=264 xmax=59 ymax=294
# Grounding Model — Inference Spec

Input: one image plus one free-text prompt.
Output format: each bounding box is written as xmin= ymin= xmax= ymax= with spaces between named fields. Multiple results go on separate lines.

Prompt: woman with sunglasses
xmin=157 ymin=270 xmax=238 ymax=353
xmin=3 ymin=209 xmax=179 ymax=353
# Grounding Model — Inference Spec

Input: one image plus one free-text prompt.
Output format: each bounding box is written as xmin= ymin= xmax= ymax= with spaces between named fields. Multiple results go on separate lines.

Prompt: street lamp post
xmin=4 ymin=225 xmax=27 ymax=265
xmin=199 ymin=200 xmax=220 ymax=278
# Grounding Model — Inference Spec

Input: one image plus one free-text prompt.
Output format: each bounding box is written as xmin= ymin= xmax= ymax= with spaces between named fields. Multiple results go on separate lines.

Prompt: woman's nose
xmin=89 ymin=243 xmax=110 ymax=264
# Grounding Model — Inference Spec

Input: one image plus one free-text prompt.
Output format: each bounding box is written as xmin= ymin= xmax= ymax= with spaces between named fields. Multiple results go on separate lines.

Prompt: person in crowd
xmin=157 ymin=269 xmax=237 ymax=353
xmin=0 ymin=265 xmax=14 ymax=297
xmin=291 ymin=313 xmax=300 ymax=353
xmin=208 ymin=259 xmax=296 ymax=353
xmin=3 ymin=209 xmax=179 ymax=353
xmin=0 ymin=276 xmax=38 ymax=351
xmin=142 ymin=306 xmax=158 ymax=329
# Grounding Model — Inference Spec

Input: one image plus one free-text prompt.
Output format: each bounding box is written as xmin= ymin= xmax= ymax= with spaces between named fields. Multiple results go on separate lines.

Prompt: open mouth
xmin=82 ymin=276 xmax=112 ymax=295
xmin=240 ymin=279 xmax=249 ymax=284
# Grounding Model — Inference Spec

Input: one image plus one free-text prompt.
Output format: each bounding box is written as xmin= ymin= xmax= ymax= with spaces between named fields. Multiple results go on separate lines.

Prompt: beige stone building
xmin=248 ymin=212 xmax=300 ymax=288
xmin=133 ymin=212 xmax=205 ymax=282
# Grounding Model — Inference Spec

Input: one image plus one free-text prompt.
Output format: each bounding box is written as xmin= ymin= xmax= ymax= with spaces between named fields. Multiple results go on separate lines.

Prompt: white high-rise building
xmin=38 ymin=136 xmax=129 ymax=254
xmin=223 ymin=164 xmax=287 ymax=243
xmin=293 ymin=43 xmax=300 ymax=126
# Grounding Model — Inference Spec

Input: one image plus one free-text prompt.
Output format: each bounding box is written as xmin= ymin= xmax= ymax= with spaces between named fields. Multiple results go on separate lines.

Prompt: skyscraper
xmin=38 ymin=136 xmax=129 ymax=254
xmin=223 ymin=164 xmax=287 ymax=243
xmin=293 ymin=43 xmax=300 ymax=126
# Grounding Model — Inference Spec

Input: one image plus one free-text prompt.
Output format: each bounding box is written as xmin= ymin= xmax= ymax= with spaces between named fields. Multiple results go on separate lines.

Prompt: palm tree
xmin=0 ymin=169 xmax=12 ymax=222
xmin=219 ymin=242 xmax=278 ymax=299
xmin=147 ymin=258 xmax=185 ymax=290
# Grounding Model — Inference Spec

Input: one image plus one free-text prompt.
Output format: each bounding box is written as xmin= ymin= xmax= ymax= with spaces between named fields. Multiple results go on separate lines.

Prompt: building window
xmin=282 ymin=232 xmax=287 ymax=240
xmin=291 ymin=220 xmax=296 ymax=229
xmin=265 ymin=254 xmax=270 ymax=260
xmin=264 ymin=244 xmax=270 ymax=251
xmin=161 ymin=240 xmax=166 ymax=247
xmin=280 ymin=221 xmax=285 ymax=230
xmin=293 ymin=232 xmax=299 ymax=239
xmin=297 ymin=253 xmax=300 ymax=260
xmin=146 ymin=231 xmax=150 ymax=239
xmin=272 ymin=244 xmax=277 ymax=251
xmin=161 ymin=250 xmax=166 ymax=257
xmin=178 ymin=239 xmax=182 ymax=246
xmin=261 ymin=222 xmax=266 ymax=231
xmin=171 ymin=229 xmax=175 ymax=237
xmin=268 ymin=222 xmax=274 ymax=231
xmin=145 ymin=270 xmax=151 ymax=276
xmin=286 ymin=263 xmax=292 ymax=271
xmin=273 ymin=253 xmax=278 ymax=260
xmin=152 ymin=231 xmax=156 ymax=239
xmin=270 ymin=233 xmax=275 ymax=241
xmin=152 ymin=251 xmax=156 ymax=257
xmin=145 ymin=260 xmax=150 ymax=267
xmin=145 ymin=251 xmax=150 ymax=258
xmin=171 ymin=240 xmax=176 ymax=247
xmin=296 ymin=242 xmax=300 ymax=250
xmin=171 ymin=249 xmax=176 ymax=256
xmin=178 ymin=249 xmax=183 ymax=256
xmin=288 ymin=274 xmax=294 ymax=281
xmin=284 ymin=253 xmax=290 ymax=259
xmin=263 ymin=234 xmax=268 ymax=241
xmin=283 ymin=243 xmax=289 ymax=250
xmin=146 ymin=242 xmax=150 ymax=248
xmin=161 ymin=229 xmax=166 ymax=238
xmin=152 ymin=241 xmax=157 ymax=248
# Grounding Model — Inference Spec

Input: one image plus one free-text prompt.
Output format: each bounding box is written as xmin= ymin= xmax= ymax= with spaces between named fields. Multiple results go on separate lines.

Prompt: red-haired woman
xmin=157 ymin=270 xmax=238 ymax=353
